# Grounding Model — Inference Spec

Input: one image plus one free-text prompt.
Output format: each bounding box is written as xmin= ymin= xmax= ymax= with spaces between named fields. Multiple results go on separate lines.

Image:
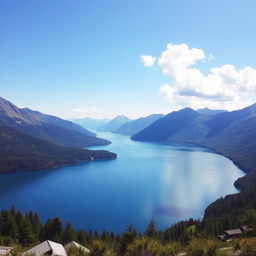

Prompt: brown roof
xmin=224 ymin=228 xmax=242 ymax=235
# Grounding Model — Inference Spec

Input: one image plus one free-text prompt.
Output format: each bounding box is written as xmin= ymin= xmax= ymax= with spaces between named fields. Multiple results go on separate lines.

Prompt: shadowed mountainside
xmin=0 ymin=126 xmax=116 ymax=174
xmin=0 ymin=97 xmax=110 ymax=148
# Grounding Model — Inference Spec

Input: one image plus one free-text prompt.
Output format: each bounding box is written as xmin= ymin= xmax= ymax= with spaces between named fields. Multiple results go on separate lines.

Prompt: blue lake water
xmin=0 ymin=132 xmax=244 ymax=233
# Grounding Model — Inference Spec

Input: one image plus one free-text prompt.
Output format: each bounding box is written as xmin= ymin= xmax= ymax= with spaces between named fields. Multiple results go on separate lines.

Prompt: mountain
xmin=98 ymin=115 xmax=130 ymax=132
xmin=113 ymin=114 xmax=164 ymax=136
xmin=131 ymin=108 xmax=210 ymax=141
xmin=72 ymin=117 xmax=110 ymax=130
xmin=132 ymin=104 xmax=256 ymax=189
xmin=0 ymin=97 xmax=110 ymax=148
xmin=0 ymin=126 xmax=116 ymax=174
xmin=197 ymin=107 xmax=226 ymax=115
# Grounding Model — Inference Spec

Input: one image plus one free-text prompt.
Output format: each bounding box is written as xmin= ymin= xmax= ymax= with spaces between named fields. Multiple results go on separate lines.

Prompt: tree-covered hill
xmin=0 ymin=97 xmax=110 ymax=148
xmin=0 ymin=126 xmax=116 ymax=174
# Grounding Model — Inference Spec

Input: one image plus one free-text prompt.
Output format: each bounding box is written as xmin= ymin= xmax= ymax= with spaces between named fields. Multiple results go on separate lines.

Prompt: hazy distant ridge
xmin=98 ymin=115 xmax=130 ymax=132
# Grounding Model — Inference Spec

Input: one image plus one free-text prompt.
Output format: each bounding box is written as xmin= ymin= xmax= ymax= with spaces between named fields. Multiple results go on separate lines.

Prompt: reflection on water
xmin=0 ymin=132 xmax=244 ymax=233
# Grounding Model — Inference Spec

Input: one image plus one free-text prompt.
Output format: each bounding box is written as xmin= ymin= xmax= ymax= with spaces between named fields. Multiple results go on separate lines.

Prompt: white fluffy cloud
xmin=141 ymin=55 xmax=156 ymax=67
xmin=147 ymin=43 xmax=256 ymax=110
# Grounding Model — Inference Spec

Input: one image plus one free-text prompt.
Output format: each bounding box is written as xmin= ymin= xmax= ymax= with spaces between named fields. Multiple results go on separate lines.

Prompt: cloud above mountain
xmin=142 ymin=43 xmax=256 ymax=110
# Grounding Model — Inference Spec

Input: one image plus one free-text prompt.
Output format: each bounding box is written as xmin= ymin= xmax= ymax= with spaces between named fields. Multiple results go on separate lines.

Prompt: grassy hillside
xmin=0 ymin=126 xmax=116 ymax=174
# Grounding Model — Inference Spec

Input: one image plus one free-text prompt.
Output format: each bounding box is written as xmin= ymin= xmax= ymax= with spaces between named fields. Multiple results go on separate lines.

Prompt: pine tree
xmin=18 ymin=218 xmax=36 ymax=246
xmin=63 ymin=222 xmax=77 ymax=244
xmin=118 ymin=225 xmax=137 ymax=255
xmin=77 ymin=230 xmax=87 ymax=245
xmin=44 ymin=217 xmax=63 ymax=242
xmin=145 ymin=217 xmax=157 ymax=238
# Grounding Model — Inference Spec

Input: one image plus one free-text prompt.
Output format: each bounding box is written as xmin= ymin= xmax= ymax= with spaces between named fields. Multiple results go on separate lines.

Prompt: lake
xmin=0 ymin=132 xmax=244 ymax=233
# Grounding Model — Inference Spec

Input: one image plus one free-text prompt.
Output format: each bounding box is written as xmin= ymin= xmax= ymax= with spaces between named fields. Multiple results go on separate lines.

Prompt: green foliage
xmin=44 ymin=217 xmax=63 ymax=242
xmin=63 ymin=222 xmax=77 ymax=244
xmin=187 ymin=239 xmax=219 ymax=256
xmin=65 ymin=245 xmax=90 ymax=256
xmin=205 ymin=187 xmax=256 ymax=219
xmin=18 ymin=218 xmax=36 ymax=247
xmin=242 ymin=209 xmax=256 ymax=234
xmin=0 ymin=206 xmax=255 ymax=256
xmin=118 ymin=225 xmax=137 ymax=255
xmin=237 ymin=237 xmax=256 ymax=256
xmin=125 ymin=237 xmax=179 ymax=256
xmin=145 ymin=218 xmax=158 ymax=239
xmin=90 ymin=240 xmax=116 ymax=256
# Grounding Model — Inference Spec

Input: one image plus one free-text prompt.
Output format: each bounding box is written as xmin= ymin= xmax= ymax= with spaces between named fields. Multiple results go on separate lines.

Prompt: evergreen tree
xmin=44 ymin=217 xmax=63 ymax=242
xmin=118 ymin=225 xmax=137 ymax=255
xmin=63 ymin=222 xmax=77 ymax=243
xmin=77 ymin=230 xmax=87 ymax=245
xmin=145 ymin=217 xmax=157 ymax=238
xmin=18 ymin=218 xmax=36 ymax=247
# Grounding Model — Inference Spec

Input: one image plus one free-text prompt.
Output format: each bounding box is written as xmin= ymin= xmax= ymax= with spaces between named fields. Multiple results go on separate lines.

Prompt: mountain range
xmin=113 ymin=114 xmax=164 ymax=136
xmin=71 ymin=117 xmax=110 ymax=130
xmin=97 ymin=115 xmax=130 ymax=132
xmin=132 ymin=104 xmax=256 ymax=190
xmin=196 ymin=107 xmax=227 ymax=115
xmin=0 ymin=97 xmax=110 ymax=148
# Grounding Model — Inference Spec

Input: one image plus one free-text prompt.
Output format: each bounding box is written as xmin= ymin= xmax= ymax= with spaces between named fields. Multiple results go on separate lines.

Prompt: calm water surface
xmin=0 ymin=132 xmax=244 ymax=232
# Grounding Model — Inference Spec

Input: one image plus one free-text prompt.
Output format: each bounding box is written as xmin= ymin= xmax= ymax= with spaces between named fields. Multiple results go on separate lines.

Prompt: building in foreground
xmin=22 ymin=240 xmax=67 ymax=256
xmin=218 ymin=226 xmax=249 ymax=242
xmin=0 ymin=246 xmax=13 ymax=255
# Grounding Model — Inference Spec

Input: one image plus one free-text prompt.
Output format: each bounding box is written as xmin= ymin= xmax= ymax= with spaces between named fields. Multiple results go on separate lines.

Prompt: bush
xmin=187 ymin=239 xmax=219 ymax=256
xmin=238 ymin=237 xmax=256 ymax=256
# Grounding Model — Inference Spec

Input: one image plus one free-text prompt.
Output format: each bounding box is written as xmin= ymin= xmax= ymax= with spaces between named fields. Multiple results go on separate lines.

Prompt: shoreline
xmin=0 ymin=154 xmax=117 ymax=175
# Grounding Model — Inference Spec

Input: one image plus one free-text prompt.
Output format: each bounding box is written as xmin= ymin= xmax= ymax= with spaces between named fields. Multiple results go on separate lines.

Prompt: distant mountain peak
xmin=98 ymin=115 xmax=130 ymax=132
xmin=197 ymin=107 xmax=227 ymax=116
xmin=113 ymin=113 xmax=164 ymax=136
xmin=113 ymin=115 xmax=130 ymax=120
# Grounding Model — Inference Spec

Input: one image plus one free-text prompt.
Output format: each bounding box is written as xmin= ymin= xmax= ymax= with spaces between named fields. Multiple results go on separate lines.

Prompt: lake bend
xmin=0 ymin=132 xmax=244 ymax=233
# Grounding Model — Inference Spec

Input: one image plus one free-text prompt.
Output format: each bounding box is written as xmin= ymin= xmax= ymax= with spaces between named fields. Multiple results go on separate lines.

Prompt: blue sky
xmin=1 ymin=0 xmax=256 ymax=119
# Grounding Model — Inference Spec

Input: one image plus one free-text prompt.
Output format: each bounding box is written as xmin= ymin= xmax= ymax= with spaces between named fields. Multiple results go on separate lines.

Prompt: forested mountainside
xmin=0 ymin=126 xmax=116 ymax=174
xmin=113 ymin=114 xmax=164 ymax=136
xmin=204 ymin=186 xmax=256 ymax=219
xmin=132 ymin=104 xmax=256 ymax=190
xmin=0 ymin=97 xmax=110 ymax=148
